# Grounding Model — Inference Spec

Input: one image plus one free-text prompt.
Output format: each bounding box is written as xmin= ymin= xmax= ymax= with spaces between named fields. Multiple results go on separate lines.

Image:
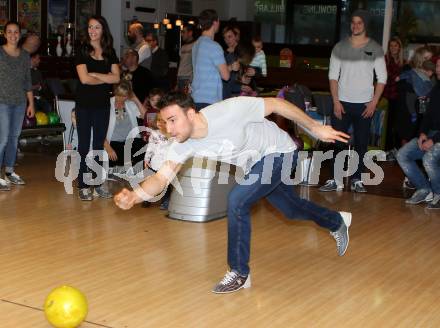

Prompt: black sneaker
xmin=350 ymin=180 xmax=367 ymax=193
xmin=385 ymin=148 xmax=397 ymax=161
xmin=403 ymin=177 xmax=416 ymax=190
xmin=94 ymin=184 xmax=112 ymax=199
xmin=212 ymin=271 xmax=251 ymax=294
xmin=79 ymin=188 xmax=93 ymax=201
xmin=160 ymin=198 xmax=169 ymax=210
xmin=426 ymin=194 xmax=440 ymax=210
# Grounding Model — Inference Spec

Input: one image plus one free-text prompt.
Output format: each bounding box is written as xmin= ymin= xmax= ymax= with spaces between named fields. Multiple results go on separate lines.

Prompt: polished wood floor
xmin=1 ymin=144 xmax=440 ymax=327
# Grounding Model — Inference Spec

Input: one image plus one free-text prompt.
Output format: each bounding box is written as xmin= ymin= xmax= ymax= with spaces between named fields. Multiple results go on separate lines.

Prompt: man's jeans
xmin=227 ymin=151 xmax=344 ymax=276
xmin=0 ymin=103 xmax=26 ymax=171
xmin=396 ymin=132 xmax=440 ymax=194
xmin=330 ymin=102 xmax=372 ymax=181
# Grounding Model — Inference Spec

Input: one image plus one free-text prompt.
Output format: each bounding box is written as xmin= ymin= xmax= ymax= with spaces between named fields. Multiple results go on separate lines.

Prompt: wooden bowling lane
xmin=1 ymin=151 xmax=440 ymax=327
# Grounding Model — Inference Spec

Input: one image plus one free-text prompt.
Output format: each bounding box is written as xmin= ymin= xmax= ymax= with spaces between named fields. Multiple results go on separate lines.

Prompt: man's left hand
xmin=362 ymin=101 xmax=377 ymax=118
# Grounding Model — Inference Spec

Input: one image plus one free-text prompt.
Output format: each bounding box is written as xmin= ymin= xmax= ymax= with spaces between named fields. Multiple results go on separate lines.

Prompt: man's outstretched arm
xmin=263 ymin=97 xmax=350 ymax=143
xmin=114 ymin=161 xmax=182 ymax=210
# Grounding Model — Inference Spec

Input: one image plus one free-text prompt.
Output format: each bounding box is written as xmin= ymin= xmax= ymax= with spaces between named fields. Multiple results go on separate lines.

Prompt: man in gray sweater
xmin=320 ymin=9 xmax=387 ymax=193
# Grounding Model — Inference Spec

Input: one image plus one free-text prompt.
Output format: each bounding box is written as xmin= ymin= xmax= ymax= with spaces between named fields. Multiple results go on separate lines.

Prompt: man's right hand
xmin=418 ymin=133 xmax=428 ymax=149
xmin=333 ymin=101 xmax=345 ymax=120
xmin=311 ymin=124 xmax=350 ymax=144
xmin=231 ymin=61 xmax=240 ymax=72
xmin=114 ymin=188 xmax=141 ymax=210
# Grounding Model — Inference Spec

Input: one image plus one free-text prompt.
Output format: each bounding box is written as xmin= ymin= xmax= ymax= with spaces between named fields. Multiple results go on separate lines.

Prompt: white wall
xmin=227 ymin=0 xmax=253 ymax=21
xmin=122 ymin=0 xmax=161 ymax=22
xmin=101 ymin=0 xmax=123 ymax=57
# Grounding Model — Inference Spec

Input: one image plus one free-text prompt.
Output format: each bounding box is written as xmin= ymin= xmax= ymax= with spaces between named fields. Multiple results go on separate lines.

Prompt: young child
xmin=144 ymin=112 xmax=172 ymax=210
xmin=249 ymin=36 xmax=267 ymax=77
xmin=142 ymin=88 xmax=164 ymax=142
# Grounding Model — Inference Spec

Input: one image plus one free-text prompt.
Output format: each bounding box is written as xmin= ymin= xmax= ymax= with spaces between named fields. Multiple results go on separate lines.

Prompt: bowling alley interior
xmin=1 ymin=0 xmax=440 ymax=327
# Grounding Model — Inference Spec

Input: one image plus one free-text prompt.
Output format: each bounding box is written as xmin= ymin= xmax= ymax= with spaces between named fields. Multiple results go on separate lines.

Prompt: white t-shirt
xmin=328 ymin=38 xmax=387 ymax=103
xmin=166 ymin=97 xmax=297 ymax=174
xmin=136 ymin=42 xmax=152 ymax=69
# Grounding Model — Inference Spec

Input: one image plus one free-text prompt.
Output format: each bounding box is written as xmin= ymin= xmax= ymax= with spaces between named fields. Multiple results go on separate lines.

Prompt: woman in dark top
xmin=75 ymin=15 xmax=120 ymax=201
xmin=0 ymin=21 xmax=34 ymax=191
xmin=383 ymin=37 xmax=404 ymax=152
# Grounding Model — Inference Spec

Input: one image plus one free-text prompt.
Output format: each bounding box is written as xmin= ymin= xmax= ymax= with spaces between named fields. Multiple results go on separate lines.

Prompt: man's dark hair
xmin=199 ymin=9 xmax=218 ymax=31
xmin=146 ymin=32 xmax=159 ymax=43
xmin=183 ymin=24 xmax=195 ymax=34
xmin=157 ymin=92 xmax=195 ymax=113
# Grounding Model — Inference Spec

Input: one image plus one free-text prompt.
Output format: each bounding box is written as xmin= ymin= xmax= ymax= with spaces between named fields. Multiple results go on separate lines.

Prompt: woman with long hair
xmin=396 ymin=46 xmax=433 ymax=148
xmin=409 ymin=46 xmax=433 ymax=70
xmin=383 ymin=37 xmax=404 ymax=152
xmin=75 ymin=15 xmax=120 ymax=201
xmin=0 ymin=21 xmax=35 ymax=191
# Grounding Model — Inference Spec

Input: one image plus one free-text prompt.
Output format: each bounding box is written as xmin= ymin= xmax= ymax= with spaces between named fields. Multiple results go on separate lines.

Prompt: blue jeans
xmin=396 ymin=132 xmax=440 ymax=194
xmin=330 ymin=102 xmax=372 ymax=181
xmin=227 ymin=151 xmax=344 ymax=275
xmin=0 ymin=103 xmax=26 ymax=172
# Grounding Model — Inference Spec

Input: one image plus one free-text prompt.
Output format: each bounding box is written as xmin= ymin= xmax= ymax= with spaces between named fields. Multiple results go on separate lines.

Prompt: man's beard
xmin=352 ymin=30 xmax=365 ymax=36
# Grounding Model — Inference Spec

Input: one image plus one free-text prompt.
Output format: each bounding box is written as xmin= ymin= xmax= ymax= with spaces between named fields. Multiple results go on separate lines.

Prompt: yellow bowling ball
xmin=44 ymin=285 xmax=88 ymax=328
xmin=300 ymin=134 xmax=313 ymax=151
xmin=35 ymin=111 xmax=49 ymax=126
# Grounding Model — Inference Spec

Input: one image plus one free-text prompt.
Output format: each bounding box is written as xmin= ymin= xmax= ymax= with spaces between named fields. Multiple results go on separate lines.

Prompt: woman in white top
xmin=104 ymin=81 xmax=146 ymax=173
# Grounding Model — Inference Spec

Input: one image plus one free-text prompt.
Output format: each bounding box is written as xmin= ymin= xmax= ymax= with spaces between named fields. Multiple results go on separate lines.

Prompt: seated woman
xmin=104 ymin=81 xmax=146 ymax=176
xmin=396 ymin=47 xmax=434 ymax=145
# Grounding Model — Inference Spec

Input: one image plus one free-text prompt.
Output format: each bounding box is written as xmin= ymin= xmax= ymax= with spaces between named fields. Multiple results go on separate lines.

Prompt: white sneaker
xmin=319 ymin=179 xmax=344 ymax=192
xmin=330 ymin=212 xmax=352 ymax=256
xmin=0 ymin=178 xmax=11 ymax=191
xmin=5 ymin=172 xmax=25 ymax=185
